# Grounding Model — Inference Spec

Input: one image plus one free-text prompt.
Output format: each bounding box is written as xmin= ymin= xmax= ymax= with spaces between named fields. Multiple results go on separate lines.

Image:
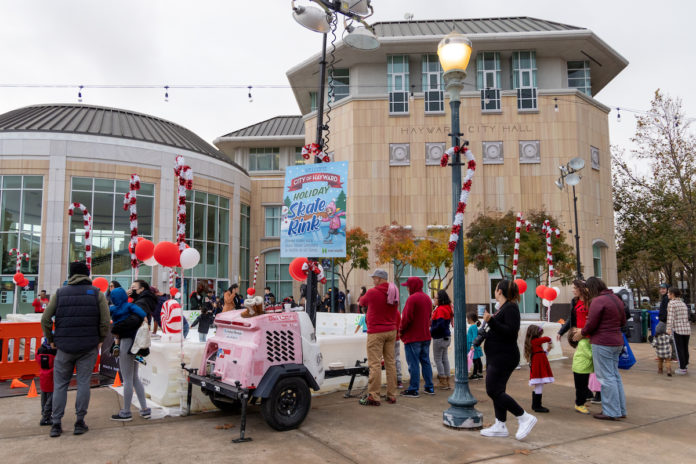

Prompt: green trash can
xmin=641 ymin=309 xmax=650 ymax=340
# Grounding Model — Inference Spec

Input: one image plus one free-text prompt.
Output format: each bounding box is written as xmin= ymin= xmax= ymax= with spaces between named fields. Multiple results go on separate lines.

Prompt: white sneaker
xmin=675 ymin=369 xmax=688 ymax=375
xmin=480 ymin=419 xmax=509 ymax=437
xmin=515 ymin=412 xmax=537 ymax=440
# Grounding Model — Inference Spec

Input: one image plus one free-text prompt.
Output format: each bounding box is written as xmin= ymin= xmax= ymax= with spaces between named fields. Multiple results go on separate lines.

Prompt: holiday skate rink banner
xmin=281 ymin=161 xmax=348 ymax=258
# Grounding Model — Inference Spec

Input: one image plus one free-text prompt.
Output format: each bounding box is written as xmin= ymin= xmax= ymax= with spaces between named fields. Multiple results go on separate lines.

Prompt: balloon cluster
xmin=535 ymin=285 xmax=560 ymax=308
xmin=9 ymin=248 xmax=30 ymax=288
xmin=131 ymin=238 xmax=201 ymax=270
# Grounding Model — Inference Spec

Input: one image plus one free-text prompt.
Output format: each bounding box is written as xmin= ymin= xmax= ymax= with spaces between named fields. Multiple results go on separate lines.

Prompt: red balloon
xmin=135 ymin=238 xmax=155 ymax=261
xmin=514 ymin=279 xmax=527 ymax=294
xmin=289 ymin=257 xmax=309 ymax=282
xmin=535 ymin=285 xmax=547 ymax=299
xmin=13 ymin=272 xmax=25 ymax=284
xmin=247 ymin=288 xmax=256 ymax=296
xmin=170 ymin=287 xmax=179 ymax=298
xmin=153 ymin=241 xmax=180 ymax=267
xmin=92 ymin=277 xmax=109 ymax=293
xmin=543 ymin=287 xmax=558 ymax=301
xmin=19 ymin=278 xmax=29 ymax=287
xmin=128 ymin=236 xmax=145 ymax=254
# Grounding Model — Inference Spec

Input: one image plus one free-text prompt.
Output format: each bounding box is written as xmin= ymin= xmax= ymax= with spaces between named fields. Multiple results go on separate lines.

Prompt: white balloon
xmin=179 ymin=247 xmax=201 ymax=269
xmin=144 ymin=256 xmax=158 ymax=266
xmin=542 ymin=298 xmax=552 ymax=307
xmin=552 ymin=286 xmax=561 ymax=297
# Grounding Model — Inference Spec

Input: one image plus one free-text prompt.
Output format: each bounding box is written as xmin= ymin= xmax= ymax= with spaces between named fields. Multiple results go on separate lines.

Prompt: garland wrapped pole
xmin=252 ymin=256 xmax=260 ymax=289
xmin=68 ymin=203 xmax=93 ymax=272
xmin=124 ymin=174 xmax=141 ymax=278
xmin=512 ymin=213 xmax=531 ymax=278
xmin=8 ymin=248 xmax=30 ymax=315
xmin=174 ymin=156 xmax=193 ymax=251
xmin=542 ymin=220 xmax=561 ymax=281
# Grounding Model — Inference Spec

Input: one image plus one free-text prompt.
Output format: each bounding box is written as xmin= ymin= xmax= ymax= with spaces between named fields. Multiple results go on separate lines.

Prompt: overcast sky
xmin=0 ymin=0 xmax=692 ymax=155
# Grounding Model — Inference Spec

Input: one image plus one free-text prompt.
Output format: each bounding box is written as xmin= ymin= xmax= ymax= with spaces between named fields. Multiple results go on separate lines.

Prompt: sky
xmin=0 ymin=0 xmax=693 ymax=154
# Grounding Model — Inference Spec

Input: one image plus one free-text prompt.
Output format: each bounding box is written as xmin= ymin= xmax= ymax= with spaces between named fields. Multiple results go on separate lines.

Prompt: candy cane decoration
xmin=68 ymin=203 xmax=93 ymax=271
xmin=440 ymin=144 xmax=477 ymax=252
xmin=9 ymin=248 xmax=30 ymax=273
xmin=252 ymin=256 xmax=260 ymax=288
xmin=542 ymin=220 xmax=561 ymax=279
xmin=174 ymin=155 xmax=193 ymax=251
xmin=123 ymin=174 xmax=141 ymax=272
xmin=169 ymin=268 xmax=180 ymax=291
xmin=512 ymin=213 xmax=531 ymax=278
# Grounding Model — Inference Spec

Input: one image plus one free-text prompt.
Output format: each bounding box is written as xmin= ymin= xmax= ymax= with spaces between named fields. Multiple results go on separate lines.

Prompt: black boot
xmin=532 ymin=393 xmax=549 ymax=413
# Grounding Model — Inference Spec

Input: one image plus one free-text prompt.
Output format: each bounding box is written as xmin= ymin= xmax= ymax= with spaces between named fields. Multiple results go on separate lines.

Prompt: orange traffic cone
xmin=112 ymin=372 xmax=122 ymax=388
xmin=26 ymin=380 xmax=39 ymax=398
xmin=10 ymin=378 xmax=28 ymax=389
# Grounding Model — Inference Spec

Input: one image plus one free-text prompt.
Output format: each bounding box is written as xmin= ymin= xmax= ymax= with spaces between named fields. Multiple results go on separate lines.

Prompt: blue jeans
xmin=592 ymin=344 xmax=627 ymax=417
xmin=404 ymin=340 xmax=434 ymax=391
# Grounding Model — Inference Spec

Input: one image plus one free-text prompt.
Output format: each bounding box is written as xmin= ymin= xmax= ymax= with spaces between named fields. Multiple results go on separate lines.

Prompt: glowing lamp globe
xmin=437 ymin=32 xmax=473 ymax=73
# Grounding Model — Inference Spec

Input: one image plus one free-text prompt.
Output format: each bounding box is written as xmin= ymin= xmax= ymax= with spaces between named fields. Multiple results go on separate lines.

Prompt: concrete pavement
xmin=0 ymin=339 xmax=694 ymax=464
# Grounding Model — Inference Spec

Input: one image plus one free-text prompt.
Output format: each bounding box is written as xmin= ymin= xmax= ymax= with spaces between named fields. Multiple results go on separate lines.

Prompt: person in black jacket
xmin=192 ymin=307 xmax=215 ymax=342
xmin=129 ymin=280 xmax=157 ymax=326
xmin=480 ymin=279 xmax=537 ymax=441
xmin=658 ymin=283 xmax=670 ymax=323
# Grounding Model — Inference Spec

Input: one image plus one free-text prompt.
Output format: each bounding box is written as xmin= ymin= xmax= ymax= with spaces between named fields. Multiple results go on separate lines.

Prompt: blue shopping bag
xmin=618 ymin=333 xmax=636 ymax=370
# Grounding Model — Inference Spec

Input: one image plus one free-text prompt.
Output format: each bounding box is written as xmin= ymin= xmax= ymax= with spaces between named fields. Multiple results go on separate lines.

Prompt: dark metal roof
xmin=221 ymin=115 xmax=304 ymax=138
xmin=373 ymin=17 xmax=584 ymax=38
xmin=0 ymin=104 xmax=246 ymax=173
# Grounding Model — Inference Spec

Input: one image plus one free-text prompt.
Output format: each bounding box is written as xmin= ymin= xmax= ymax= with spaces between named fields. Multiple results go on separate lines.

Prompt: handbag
xmin=588 ymin=373 xmax=601 ymax=392
xmin=617 ymin=333 xmax=636 ymax=370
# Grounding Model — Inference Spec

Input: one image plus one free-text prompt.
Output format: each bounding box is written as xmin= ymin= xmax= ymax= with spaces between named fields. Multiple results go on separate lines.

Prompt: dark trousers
xmin=404 ymin=340 xmax=434 ymax=391
xmin=52 ymin=348 xmax=98 ymax=425
xmin=485 ymin=360 xmax=524 ymax=421
xmin=573 ymin=372 xmax=591 ymax=406
xmin=473 ymin=358 xmax=483 ymax=376
xmin=674 ymin=333 xmax=690 ymax=370
xmin=41 ymin=392 xmax=53 ymax=419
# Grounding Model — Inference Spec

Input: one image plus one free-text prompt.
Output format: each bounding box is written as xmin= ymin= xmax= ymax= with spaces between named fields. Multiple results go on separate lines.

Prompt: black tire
xmin=260 ymin=376 xmax=311 ymax=431
xmin=209 ymin=395 xmax=242 ymax=414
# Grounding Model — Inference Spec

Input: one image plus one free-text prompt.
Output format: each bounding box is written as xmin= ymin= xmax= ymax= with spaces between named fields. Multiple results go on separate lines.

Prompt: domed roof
xmin=0 ymin=103 xmax=246 ymax=173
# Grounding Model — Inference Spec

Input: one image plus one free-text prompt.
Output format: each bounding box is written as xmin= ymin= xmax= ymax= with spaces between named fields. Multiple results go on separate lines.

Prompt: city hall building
xmin=0 ymin=17 xmax=627 ymax=317
xmin=215 ymin=17 xmax=627 ymax=314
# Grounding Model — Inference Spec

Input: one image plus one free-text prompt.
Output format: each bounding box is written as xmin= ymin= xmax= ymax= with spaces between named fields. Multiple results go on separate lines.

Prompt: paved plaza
xmin=0 ymin=340 xmax=693 ymax=464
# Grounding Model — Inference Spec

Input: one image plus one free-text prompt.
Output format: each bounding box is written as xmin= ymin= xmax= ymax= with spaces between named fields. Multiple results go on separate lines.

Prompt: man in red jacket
xmin=399 ymin=277 xmax=434 ymax=397
xmin=358 ymin=269 xmax=399 ymax=406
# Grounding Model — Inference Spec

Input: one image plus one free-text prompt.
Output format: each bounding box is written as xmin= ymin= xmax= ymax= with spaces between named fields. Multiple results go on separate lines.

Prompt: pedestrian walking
xmin=524 ymin=325 xmax=554 ymax=413
xmin=480 ymin=279 xmax=537 ymax=440
xmin=466 ymin=312 xmax=483 ymax=380
xmin=666 ymin=287 xmax=690 ymax=374
xmin=40 ymin=261 xmax=110 ymax=438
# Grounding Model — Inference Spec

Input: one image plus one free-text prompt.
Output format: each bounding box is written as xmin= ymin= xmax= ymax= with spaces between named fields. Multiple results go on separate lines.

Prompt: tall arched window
xmin=592 ymin=240 xmax=608 ymax=278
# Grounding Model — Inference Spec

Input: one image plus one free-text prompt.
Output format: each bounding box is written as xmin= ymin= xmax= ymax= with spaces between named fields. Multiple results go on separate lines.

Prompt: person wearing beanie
xmin=41 ymin=261 xmax=110 ymax=438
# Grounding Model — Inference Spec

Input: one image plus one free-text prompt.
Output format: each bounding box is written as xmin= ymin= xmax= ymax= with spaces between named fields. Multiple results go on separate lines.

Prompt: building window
xmin=422 ymin=54 xmax=443 ymax=113
xmin=567 ymin=60 xmax=591 ymax=96
xmin=294 ymin=147 xmax=306 ymax=165
xmin=264 ymin=250 xmax=293 ymax=302
xmin=476 ymin=52 xmax=501 ymax=90
xmin=69 ymin=177 xmax=154 ymax=283
xmin=398 ymin=263 xmax=428 ymax=307
xmin=240 ymin=203 xmax=250 ymax=291
xmin=1 ymin=175 xmax=43 ymax=313
xmin=512 ymin=51 xmax=537 ymax=89
xmin=183 ymin=190 xmax=230 ymax=280
xmin=310 ymin=91 xmax=318 ymax=112
xmin=264 ymin=206 xmax=281 ymax=237
xmin=329 ymin=68 xmax=350 ymax=102
xmin=388 ymin=55 xmax=410 ymax=114
xmin=593 ymin=243 xmax=603 ymax=278
xmin=249 ymin=147 xmax=280 ymax=171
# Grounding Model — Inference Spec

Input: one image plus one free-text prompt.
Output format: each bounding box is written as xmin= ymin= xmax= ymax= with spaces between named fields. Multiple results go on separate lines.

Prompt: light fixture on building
xmin=164 ymin=85 xmax=169 ymax=102
xmin=555 ymin=156 xmax=586 ymax=279
xmin=78 ymin=85 xmax=83 ymax=103
xmin=436 ymin=29 xmax=482 ymax=431
xmin=554 ymin=97 xmax=559 ymax=112
xmin=340 ymin=0 xmax=371 ymax=16
xmin=343 ymin=23 xmax=380 ymax=50
xmin=616 ymin=107 xmax=621 ymax=122
xmin=248 ymin=86 xmax=253 ymax=103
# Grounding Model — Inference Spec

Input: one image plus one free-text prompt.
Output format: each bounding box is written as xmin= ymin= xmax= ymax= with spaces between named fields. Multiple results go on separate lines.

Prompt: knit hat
xmin=69 ymin=261 xmax=89 ymax=277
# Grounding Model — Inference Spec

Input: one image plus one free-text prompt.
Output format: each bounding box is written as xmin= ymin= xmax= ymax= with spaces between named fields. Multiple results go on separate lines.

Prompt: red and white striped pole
xmin=252 ymin=256 xmax=260 ymax=289
xmin=174 ymin=156 xmax=193 ymax=251
xmin=123 ymin=174 xmax=141 ymax=277
xmin=512 ymin=212 xmax=531 ymax=278
xmin=9 ymin=248 xmax=30 ymax=274
xmin=542 ymin=220 xmax=561 ymax=282
xmin=68 ymin=203 xmax=93 ymax=272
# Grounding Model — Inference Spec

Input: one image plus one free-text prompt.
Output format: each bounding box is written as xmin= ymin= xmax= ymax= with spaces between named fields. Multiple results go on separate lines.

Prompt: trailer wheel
xmin=210 ymin=396 xmax=242 ymax=414
xmin=261 ymin=376 xmax=311 ymax=431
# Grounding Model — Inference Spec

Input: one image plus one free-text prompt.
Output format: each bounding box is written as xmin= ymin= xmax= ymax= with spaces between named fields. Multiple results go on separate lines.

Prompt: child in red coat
xmin=524 ymin=325 xmax=554 ymax=413
xmin=37 ymin=339 xmax=57 ymax=426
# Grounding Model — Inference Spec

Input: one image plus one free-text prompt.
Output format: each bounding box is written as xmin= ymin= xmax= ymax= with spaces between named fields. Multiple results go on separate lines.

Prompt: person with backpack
xmin=192 ymin=306 xmax=215 ymax=342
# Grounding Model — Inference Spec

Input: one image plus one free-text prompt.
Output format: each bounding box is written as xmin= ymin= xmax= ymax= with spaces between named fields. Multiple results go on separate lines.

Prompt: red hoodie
xmin=399 ymin=277 xmax=433 ymax=344
xmin=359 ymin=282 xmax=399 ymax=334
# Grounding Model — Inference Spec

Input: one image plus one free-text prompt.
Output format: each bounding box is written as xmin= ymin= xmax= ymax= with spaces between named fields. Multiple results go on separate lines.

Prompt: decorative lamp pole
xmin=554 ymin=157 xmax=585 ymax=280
xmin=437 ymin=31 xmax=483 ymax=430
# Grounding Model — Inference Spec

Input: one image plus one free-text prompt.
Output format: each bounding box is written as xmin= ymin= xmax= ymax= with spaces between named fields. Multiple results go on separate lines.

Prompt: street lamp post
xmin=555 ymin=157 xmax=585 ymax=280
xmin=437 ymin=32 xmax=483 ymax=430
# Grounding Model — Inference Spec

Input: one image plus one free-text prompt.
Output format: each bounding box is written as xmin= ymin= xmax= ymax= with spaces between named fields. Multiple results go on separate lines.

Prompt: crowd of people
xmin=33 ymin=258 xmax=691 ymax=441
